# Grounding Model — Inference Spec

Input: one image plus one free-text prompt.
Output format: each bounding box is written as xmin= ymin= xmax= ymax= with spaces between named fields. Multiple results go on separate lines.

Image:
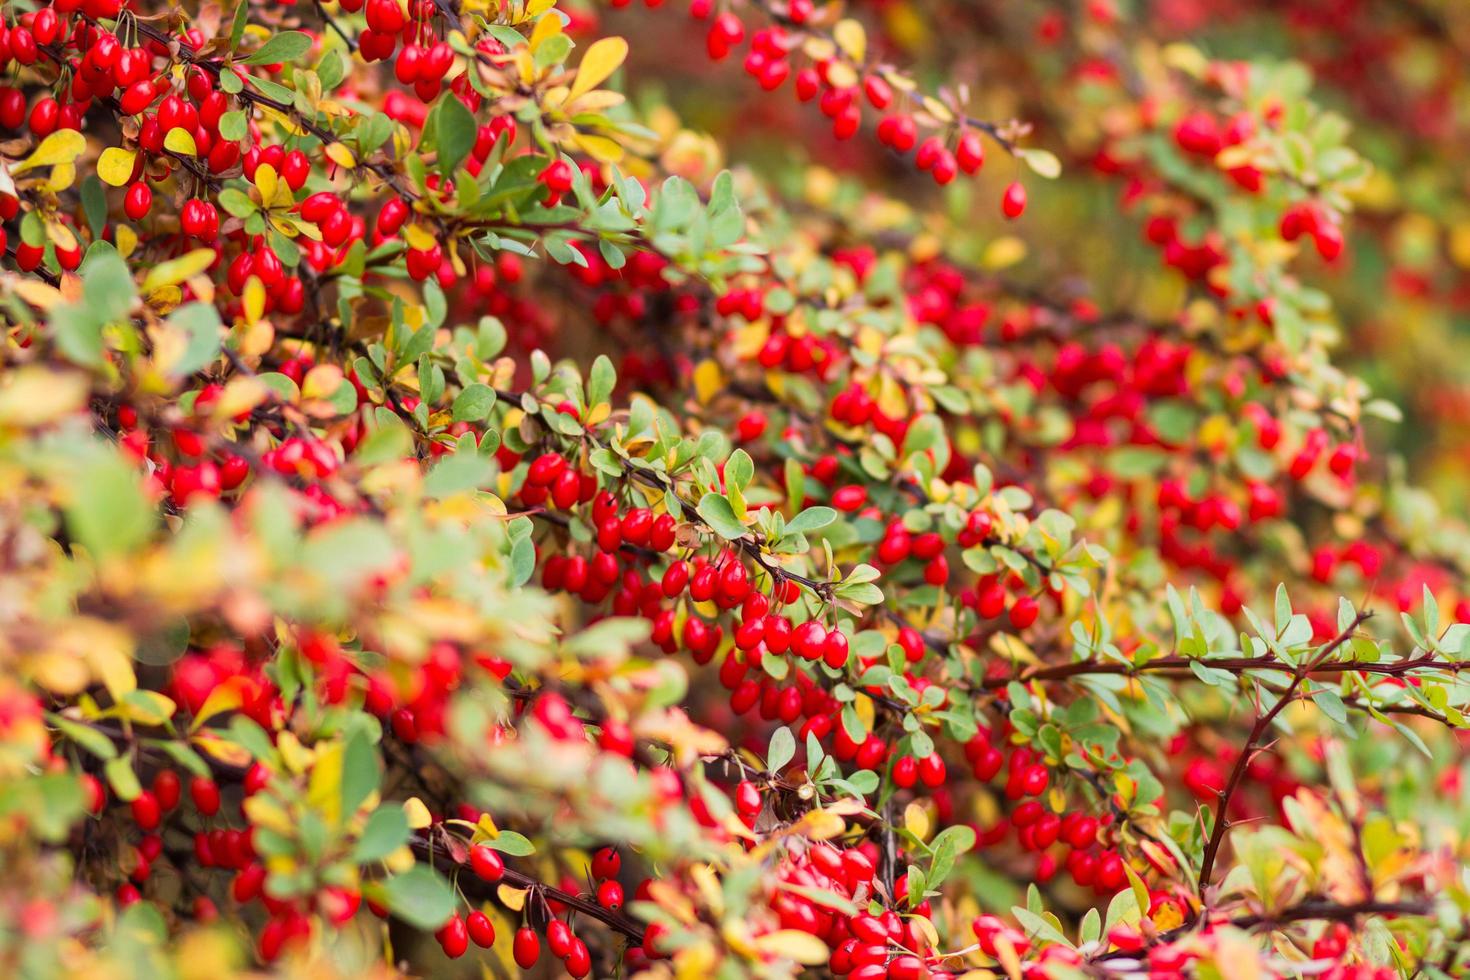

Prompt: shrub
xmin=0 ymin=0 xmax=1465 ymax=977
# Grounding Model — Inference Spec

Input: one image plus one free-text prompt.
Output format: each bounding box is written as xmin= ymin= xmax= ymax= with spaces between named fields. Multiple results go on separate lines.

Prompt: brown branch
xmin=1196 ymin=609 xmax=1373 ymax=890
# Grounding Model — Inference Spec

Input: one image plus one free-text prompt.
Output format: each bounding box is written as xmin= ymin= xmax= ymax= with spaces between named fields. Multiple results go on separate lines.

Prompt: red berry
xmin=591 ymin=846 xmax=621 ymax=880
xmin=189 ymin=776 xmax=221 ymax=816
xmin=130 ymin=789 xmax=161 ymax=830
xmin=124 ymin=182 xmax=152 ymax=221
xmin=466 ymin=910 xmax=496 ymax=947
xmin=469 ymin=843 xmax=504 ymax=881
xmin=1002 ymin=181 xmax=1027 ymax=219
xmin=596 ymin=878 xmax=623 ymax=910
xmin=513 ymin=926 xmax=540 ymax=968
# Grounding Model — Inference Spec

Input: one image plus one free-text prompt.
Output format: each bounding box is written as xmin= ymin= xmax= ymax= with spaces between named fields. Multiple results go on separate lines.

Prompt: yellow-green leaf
xmin=833 ymin=19 xmax=867 ymax=63
xmin=164 ymin=127 xmax=198 ymax=156
xmin=1017 ymin=146 xmax=1063 ymax=179
xmin=14 ymin=130 xmax=86 ymax=174
xmin=569 ymin=36 xmax=628 ymax=102
xmin=142 ymin=249 xmax=218 ymax=293
xmin=97 ymin=147 xmax=138 ymax=187
xmin=753 ymin=930 xmax=831 ymax=965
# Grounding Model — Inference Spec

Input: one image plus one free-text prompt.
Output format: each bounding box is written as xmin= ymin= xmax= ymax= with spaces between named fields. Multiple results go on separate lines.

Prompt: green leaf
xmin=65 ymin=448 xmax=154 ymax=560
xmin=484 ymin=830 xmax=536 ymax=856
xmin=104 ymin=757 xmax=142 ymax=802
xmin=587 ymin=354 xmax=616 ymax=407
xmin=786 ymin=506 xmax=836 ymax=536
xmin=353 ymin=806 xmax=409 ymax=863
xmin=80 ymin=176 xmax=107 ymax=240
xmin=433 ymin=94 xmax=477 ymax=176
xmin=725 ymin=449 xmax=754 ymax=493
xmin=48 ymin=714 xmax=118 ymax=759
xmin=228 ymin=0 xmax=250 ymax=51
xmin=696 ymin=493 xmax=747 ymax=539
xmin=244 ymin=31 xmax=313 ymax=65
xmin=1312 ymin=689 xmax=1348 ymax=725
xmin=380 ymin=864 xmax=456 ymax=930
xmin=452 ymin=383 xmax=497 ymax=421
xmin=165 ymin=303 xmax=222 ymax=377
xmin=927 ymin=824 xmax=975 ymax=888
xmin=218 ymin=110 xmax=248 ymax=142
xmin=509 ymin=533 xmax=535 ymax=588
xmin=767 ymin=726 xmax=795 ymax=772
xmin=341 ymin=729 xmax=380 ymax=818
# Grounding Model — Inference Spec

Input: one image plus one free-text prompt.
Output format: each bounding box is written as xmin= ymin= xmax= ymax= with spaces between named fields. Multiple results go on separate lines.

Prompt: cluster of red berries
xmin=679 ymin=0 xmax=1028 ymax=212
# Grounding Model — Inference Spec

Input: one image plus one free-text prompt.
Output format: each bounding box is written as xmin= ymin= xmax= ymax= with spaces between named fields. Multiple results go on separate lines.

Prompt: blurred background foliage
xmin=586 ymin=0 xmax=1470 ymax=508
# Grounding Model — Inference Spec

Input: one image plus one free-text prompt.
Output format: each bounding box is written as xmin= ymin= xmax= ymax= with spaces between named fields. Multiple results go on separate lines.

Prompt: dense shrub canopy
xmin=0 ymin=0 xmax=1467 ymax=977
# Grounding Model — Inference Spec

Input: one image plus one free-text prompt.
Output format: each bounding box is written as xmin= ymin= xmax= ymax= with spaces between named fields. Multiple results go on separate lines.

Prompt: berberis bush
xmin=0 ymin=0 xmax=1465 ymax=976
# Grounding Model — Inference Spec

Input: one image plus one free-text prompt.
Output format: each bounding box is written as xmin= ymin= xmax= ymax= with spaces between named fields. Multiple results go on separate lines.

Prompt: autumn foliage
xmin=0 ymin=0 xmax=1467 ymax=977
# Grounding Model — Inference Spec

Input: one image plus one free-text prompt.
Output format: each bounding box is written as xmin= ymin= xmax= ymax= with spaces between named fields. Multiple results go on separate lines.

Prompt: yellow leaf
xmin=192 ymin=732 xmax=253 ymax=768
xmin=277 ymin=731 xmax=313 ymax=774
xmin=920 ymin=95 xmax=953 ymax=123
xmin=79 ymin=623 xmax=136 ymax=701
xmin=566 ymin=89 xmax=625 ymax=112
xmin=496 ymin=884 xmax=527 ymax=911
xmin=324 ymin=142 xmax=357 ymax=169
xmin=243 ymin=276 xmax=266 ymax=325
xmin=569 ymin=36 xmax=628 ymax=102
xmin=572 ymin=133 xmax=624 ymax=164
xmin=693 ymin=359 xmax=723 ymax=404
xmin=115 ymin=224 xmax=138 ymax=258
xmin=853 ymin=692 xmax=875 ymax=732
xmin=11 ymin=279 xmax=63 ymax=309
xmin=45 ymin=222 xmax=78 ymax=251
xmin=995 ymin=932 xmax=1024 ymax=980
xmin=752 ymin=930 xmax=830 ymax=965
xmin=472 ymin=812 xmax=499 ymax=840
xmin=528 ymin=11 xmax=562 ymax=53
xmin=214 ymin=377 xmax=267 ymax=420
xmin=904 ymin=801 xmax=932 ymax=842
xmin=13 ymin=130 xmax=85 ymax=173
xmin=795 ymin=808 xmax=846 ymax=841
xmin=302 ymin=364 xmax=344 ymax=400
xmin=402 ymin=223 xmax=437 ymax=251
xmin=255 ymin=163 xmax=279 ymax=206
xmin=142 ymin=248 xmax=217 ymax=293
xmin=308 ymin=739 xmax=345 ymax=827
xmin=43 ymin=161 xmax=75 ymax=192
xmin=164 ymin=127 xmax=198 ymax=156
xmin=825 ymin=61 xmax=858 ymax=89
xmin=244 ymin=795 xmax=295 ymax=835
xmin=981 ymin=236 xmax=1027 ymax=270
xmin=403 ymin=796 xmax=432 ymax=829
xmin=97 ymin=147 xmax=138 ymax=187
xmin=190 ymin=676 xmax=249 ymax=731
xmin=0 ymin=367 xmax=87 ymax=426
xmin=259 ymin=105 xmax=306 ymax=138
xmin=30 ymin=651 xmax=90 ymax=695
xmin=833 ymin=19 xmax=867 ymax=63
xmin=1162 ymin=42 xmax=1209 ymax=77
xmin=383 ymin=845 xmax=415 ymax=873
